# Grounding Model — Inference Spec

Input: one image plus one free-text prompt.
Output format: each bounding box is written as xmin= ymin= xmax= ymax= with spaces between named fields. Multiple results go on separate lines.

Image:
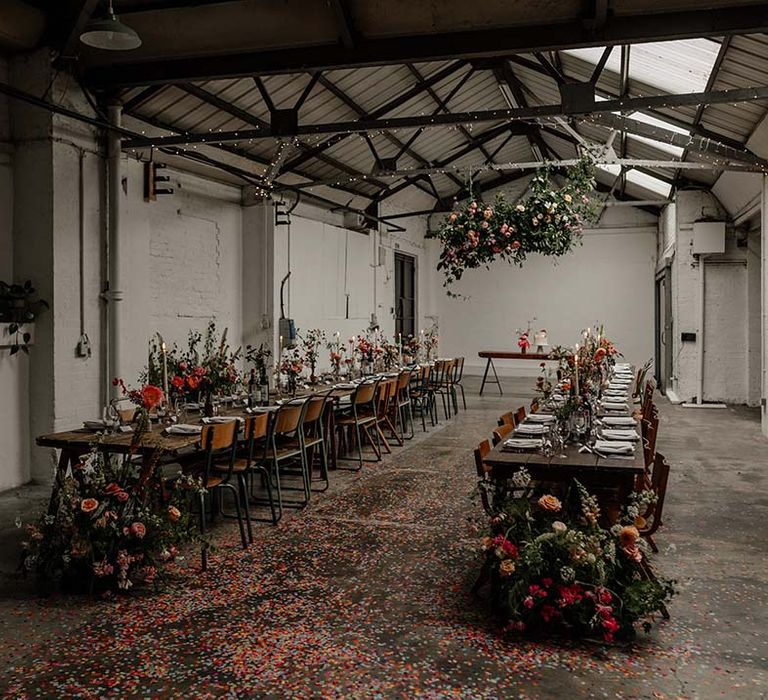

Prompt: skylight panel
xmin=626 ymin=169 xmax=672 ymax=198
xmin=563 ymin=38 xmax=721 ymax=96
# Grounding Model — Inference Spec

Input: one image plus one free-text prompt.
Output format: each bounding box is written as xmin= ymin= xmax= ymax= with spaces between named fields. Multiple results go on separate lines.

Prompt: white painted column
xmin=105 ymin=101 xmax=123 ymax=400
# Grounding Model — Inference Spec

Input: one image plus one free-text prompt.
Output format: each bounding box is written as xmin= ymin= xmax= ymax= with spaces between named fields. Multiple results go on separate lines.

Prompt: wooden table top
xmin=36 ymin=385 xmax=355 ymax=455
xmin=478 ymin=351 xmax=552 ymax=360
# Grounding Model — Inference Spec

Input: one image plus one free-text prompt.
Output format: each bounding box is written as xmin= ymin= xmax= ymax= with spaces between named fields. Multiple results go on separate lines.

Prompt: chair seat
xmin=303 ymin=436 xmax=324 ymax=448
xmin=212 ymin=457 xmax=250 ymax=473
xmin=336 ymin=413 xmax=375 ymax=426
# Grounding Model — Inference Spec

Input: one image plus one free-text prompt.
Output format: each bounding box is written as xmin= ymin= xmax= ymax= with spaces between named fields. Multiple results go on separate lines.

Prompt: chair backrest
xmin=243 ymin=413 xmax=269 ymax=464
xmin=530 ymin=398 xmax=540 ymax=413
xmin=639 ymin=451 xmax=671 ymax=537
xmin=272 ymin=402 xmax=305 ymax=435
xmin=498 ymin=411 xmax=516 ymax=428
xmin=492 ymin=422 xmax=514 ymax=446
xmin=474 ymin=439 xmax=492 ymax=514
xmin=396 ymin=369 xmax=411 ymax=392
xmin=200 ymin=420 xmax=239 ymax=484
xmin=353 ymin=379 xmax=378 ymax=406
xmin=302 ymin=393 xmax=329 ymax=425
xmin=453 ymin=356 xmax=465 ymax=382
xmin=376 ymin=378 xmax=396 ymax=417
xmin=644 ymin=413 xmax=659 ymax=466
xmin=514 ymin=405 xmax=526 ymax=425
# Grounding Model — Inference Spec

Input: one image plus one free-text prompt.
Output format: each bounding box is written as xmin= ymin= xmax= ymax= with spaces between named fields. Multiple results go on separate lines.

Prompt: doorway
xmin=655 ymin=266 xmax=673 ymax=394
xmin=394 ymin=252 xmax=416 ymax=338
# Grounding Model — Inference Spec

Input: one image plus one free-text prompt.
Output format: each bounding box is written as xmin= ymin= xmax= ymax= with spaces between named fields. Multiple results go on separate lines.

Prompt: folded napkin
xmin=83 ymin=419 xmax=107 ymax=430
xmin=601 ymin=401 xmax=628 ymax=410
xmin=602 ymin=416 xmax=637 ymax=427
xmin=601 ymin=428 xmax=639 ymax=441
xmin=515 ymin=423 xmax=548 ymax=436
xmin=334 ymin=383 xmax=356 ymax=389
xmin=503 ymin=438 xmax=542 ymax=450
xmin=526 ymin=414 xmax=555 ymax=423
xmin=165 ymin=423 xmax=202 ymax=435
xmin=201 ymin=416 xmax=239 ymax=424
xmin=615 ymin=363 xmax=631 ymax=370
xmin=594 ymin=440 xmax=634 ymax=454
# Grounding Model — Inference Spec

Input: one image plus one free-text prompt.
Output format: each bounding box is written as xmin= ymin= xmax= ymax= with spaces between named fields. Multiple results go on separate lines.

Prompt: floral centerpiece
xmin=402 ymin=334 xmax=421 ymax=364
xmin=518 ymin=332 xmax=530 ymax=354
xmin=245 ymin=342 xmax=272 ymax=403
xmin=427 ymin=155 xmax=597 ymax=295
xmin=279 ymin=348 xmax=304 ymax=396
xmin=355 ymin=334 xmax=376 ymax=375
xmin=299 ymin=328 xmax=326 ymax=383
xmin=22 ymin=443 xmax=205 ymax=594
xmin=478 ymin=477 xmax=674 ymax=641
xmin=112 ymin=378 xmax=165 ymax=435
xmin=380 ymin=338 xmax=400 ymax=371
xmin=424 ymin=325 xmax=439 ymax=361
xmin=326 ymin=337 xmax=347 ymax=379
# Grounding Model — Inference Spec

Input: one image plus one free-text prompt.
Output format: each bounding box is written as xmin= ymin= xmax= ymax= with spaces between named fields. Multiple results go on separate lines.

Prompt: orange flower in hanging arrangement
xmin=426 ymin=154 xmax=597 ymax=295
xmin=80 ymin=498 xmax=99 ymax=514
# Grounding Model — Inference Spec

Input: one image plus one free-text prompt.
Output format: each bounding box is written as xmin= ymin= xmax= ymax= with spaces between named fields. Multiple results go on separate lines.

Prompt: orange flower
xmin=141 ymin=385 xmax=164 ymax=410
xmin=80 ymin=498 xmax=99 ymax=514
xmin=594 ymin=348 xmax=606 ymax=363
xmin=619 ymin=525 xmax=640 ymax=547
xmin=499 ymin=559 xmax=516 ymax=577
xmin=167 ymin=506 xmax=181 ymax=523
xmin=538 ymin=495 xmax=562 ymax=513
xmin=187 ymin=375 xmax=200 ymax=390
xmin=634 ymin=515 xmax=647 ymax=529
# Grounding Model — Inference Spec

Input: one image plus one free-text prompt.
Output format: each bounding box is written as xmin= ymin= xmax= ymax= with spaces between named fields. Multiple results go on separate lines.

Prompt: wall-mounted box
xmin=692 ymin=221 xmax=725 ymax=254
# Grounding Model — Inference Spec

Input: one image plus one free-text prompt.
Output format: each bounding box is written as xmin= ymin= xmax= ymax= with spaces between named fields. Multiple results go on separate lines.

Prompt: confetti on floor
xmin=1 ymin=387 xmax=767 ymax=699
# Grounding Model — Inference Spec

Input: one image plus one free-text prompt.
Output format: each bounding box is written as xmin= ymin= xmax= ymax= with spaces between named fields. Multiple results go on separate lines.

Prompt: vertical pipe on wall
xmin=696 ymin=254 xmax=706 ymax=405
xmin=105 ymin=101 xmax=123 ymax=399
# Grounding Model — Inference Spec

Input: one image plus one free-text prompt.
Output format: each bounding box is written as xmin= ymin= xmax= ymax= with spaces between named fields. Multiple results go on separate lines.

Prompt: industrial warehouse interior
xmin=1 ymin=1 xmax=767 ymax=697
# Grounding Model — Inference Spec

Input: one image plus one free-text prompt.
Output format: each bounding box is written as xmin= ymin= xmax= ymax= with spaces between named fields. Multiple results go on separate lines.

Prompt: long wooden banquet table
xmin=36 ymin=385 xmax=357 ymax=501
xmin=482 ymin=394 xmax=646 ymax=513
xmin=478 ymin=351 xmax=552 ymax=396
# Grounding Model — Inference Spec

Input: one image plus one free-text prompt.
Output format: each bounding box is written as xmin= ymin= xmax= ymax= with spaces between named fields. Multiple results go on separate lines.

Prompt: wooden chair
xmin=195 ymin=421 xmax=247 ymax=570
xmin=638 ymin=452 xmax=671 ymax=553
xmin=409 ymin=365 xmax=435 ymax=431
xmin=498 ymin=411 xmax=516 ymax=428
xmin=530 ymin=398 xmax=540 ymax=413
xmin=451 ymin=357 xmax=467 ymax=411
xmin=263 ymin=401 xmax=310 ymax=517
xmin=492 ymin=422 xmax=514 ymax=446
xmin=474 ymin=439 xmax=493 ymax=514
xmin=213 ymin=413 xmax=274 ymax=538
xmin=430 ymin=359 xmax=455 ymax=420
xmin=299 ymin=392 xmax=332 ymax=494
xmin=374 ymin=378 xmax=401 ymax=453
xmin=642 ymin=412 xmax=659 ymax=469
xmin=335 ymin=379 xmax=381 ymax=469
xmin=394 ymin=369 xmax=415 ymax=440
xmin=514 ymin=405 xmax=527 ymax=426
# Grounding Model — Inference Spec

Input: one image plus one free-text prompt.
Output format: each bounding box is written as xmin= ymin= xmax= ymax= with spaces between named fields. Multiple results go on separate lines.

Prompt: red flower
xmin=104 ymin=482 xmax=122 ymax=496
xmin=178 ymin=361 xmax=188 ymax=371
xmin=171 ymin=376 xmax=185 ymax=390
xmin=141 ymin=385 xmax=164 ymax=410
xmin=523 ymin=596 xmax=535 ymax=609
xmin=129 ymin=522 xmax=146 ymax=539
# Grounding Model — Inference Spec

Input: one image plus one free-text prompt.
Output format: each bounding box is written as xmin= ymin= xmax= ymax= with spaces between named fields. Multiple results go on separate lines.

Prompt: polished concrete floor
xmin=0 ymin=376 xmax=766 ymax=699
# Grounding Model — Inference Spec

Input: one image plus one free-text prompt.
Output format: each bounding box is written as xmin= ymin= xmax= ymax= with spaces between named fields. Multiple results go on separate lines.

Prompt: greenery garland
xmin=427 ymin=156 xmax=598 ymax=294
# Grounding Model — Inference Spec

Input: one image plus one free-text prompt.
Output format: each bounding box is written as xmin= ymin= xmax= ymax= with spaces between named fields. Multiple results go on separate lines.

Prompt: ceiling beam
xmin=48 ymin=0 xmax=100 ymax=57
xmin=328 ymin=0 xmax=357 ymax=49
xmin=83 ymin=4 xmax=768 ymax=87
xmin=122 ymin=83 xmax=768 ymax=148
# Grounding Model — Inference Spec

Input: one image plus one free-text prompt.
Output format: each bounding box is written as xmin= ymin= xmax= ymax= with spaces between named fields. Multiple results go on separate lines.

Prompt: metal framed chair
xmin=430 ymin=359 xmax=455 ymax=420
xmin=451 ymin=356 xmax=467 ymax=412
xmin=409 ymin=365 xmax=435 ymax=431
xmin=638 ymin=451 xmax=670 ymax=553
xmin=214 ymin=413 xmax=276 ymax=535
xmin=194 ymin=421 xmax=247 ymax=570
xmin=299 ymin=391 xmax=333 ymax=493
xmin=263 ymin=400 xmax=310 ymax=516
xmin=335 ymin=379 xmax=381 ymax=470
xmin=375 ymin=377 xmax=402 ymax=452
xmin=492 ymin=422 xmax=514 ymax=446
xmin=498 ymin=411 xmax=517 ymax=428
xmin=394 ymin=369 xmax=415 ymax=440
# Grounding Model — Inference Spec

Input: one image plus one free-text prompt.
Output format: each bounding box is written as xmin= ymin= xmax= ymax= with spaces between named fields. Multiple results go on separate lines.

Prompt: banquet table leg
xmin=479 ymin=358 xmax=492 ymax=396
xmin=46 ymin=449 xmax=76 ymax=515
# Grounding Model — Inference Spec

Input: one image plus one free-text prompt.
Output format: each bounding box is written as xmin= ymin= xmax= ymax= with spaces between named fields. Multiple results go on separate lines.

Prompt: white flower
xmin=560 ymin=566 xmax=576 ymax=583
xmin=552 ymin=521 xmax=567 ymax=534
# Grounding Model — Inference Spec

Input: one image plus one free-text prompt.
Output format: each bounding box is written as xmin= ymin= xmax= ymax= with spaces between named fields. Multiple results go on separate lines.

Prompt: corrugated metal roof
xmin=122 ymin=33 xmax=768 ymax=210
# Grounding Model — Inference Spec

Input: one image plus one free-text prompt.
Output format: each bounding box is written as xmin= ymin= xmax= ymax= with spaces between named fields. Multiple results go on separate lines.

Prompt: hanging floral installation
xmin=427 ymin=155 xmax=598 ymax=294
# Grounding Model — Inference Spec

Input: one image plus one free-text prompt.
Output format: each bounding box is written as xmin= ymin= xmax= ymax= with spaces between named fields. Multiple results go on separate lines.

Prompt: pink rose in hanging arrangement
xmin=426 ymin=154 xmax=597 ymax=295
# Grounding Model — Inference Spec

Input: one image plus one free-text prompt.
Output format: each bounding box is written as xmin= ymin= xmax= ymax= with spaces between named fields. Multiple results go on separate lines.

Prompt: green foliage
xmin=479 ymin=479 xmax=675 ymax=642
xmin=0 ymin=279 xmax=49 ymax=355
xmin=22 ymin=445 xmax=206 ymax=593
xmin=426 ymin=156 xmax=598 ymax=295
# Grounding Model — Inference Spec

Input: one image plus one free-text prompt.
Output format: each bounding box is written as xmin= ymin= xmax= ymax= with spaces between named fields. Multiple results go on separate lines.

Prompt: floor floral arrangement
xmin=477 ymin=476 xmax=674 ymax=642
